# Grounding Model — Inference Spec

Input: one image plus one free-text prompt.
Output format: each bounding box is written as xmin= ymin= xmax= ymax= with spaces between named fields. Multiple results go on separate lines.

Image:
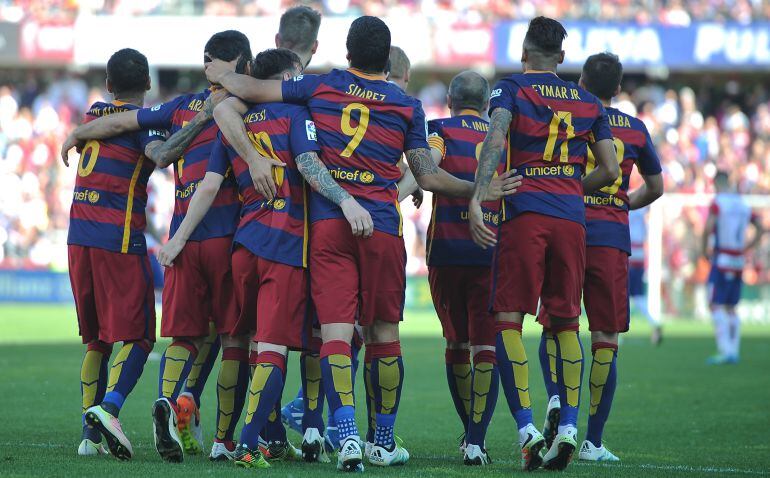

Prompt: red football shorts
xmin=161 ymin=236 xmax=237 ymax=338
xmin=231 ymin=246 xmax=310 ymax=350
xmin=583 ymin=246 xmax=630 ymax=333
xmin=68 ymin=245 xmax=156 ymax=344
xmin=310 ymin=218 xmax=406 ymax=326
xmin=429 ymin=266 xmax=495 ymax=346
xmin=492 ymin=212 xmax=586 ymax=318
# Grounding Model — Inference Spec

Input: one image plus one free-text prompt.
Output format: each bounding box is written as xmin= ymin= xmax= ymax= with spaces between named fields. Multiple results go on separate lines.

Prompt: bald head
xmin=448 ymin=70 xmax=489 ymax=115
xmin=387 ymin=46 xmax=411 ymax=90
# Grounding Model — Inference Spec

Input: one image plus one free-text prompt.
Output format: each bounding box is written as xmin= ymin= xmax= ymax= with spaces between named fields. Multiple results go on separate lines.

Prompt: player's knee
xmin=446 ymin=340 xmax=469 ymax=350
xmin=470 ymin=344 xmax=494 ymax=356
xmin=221 ymin=334 xmax=249 ymax=350
xmin=366 ymin=320 xmax=399 ymax=344
xmin=126 ymin=338 xmax=153 ymax=353
xmin=591 ymin=331 xmax=618 ymax=346
xmin=256 ymin=342 xmax=288 ymax=356
xmin=321 ymin=322 xmax=355 ymax=343
xmin=495 ymin=311 xmax=525 ymax=324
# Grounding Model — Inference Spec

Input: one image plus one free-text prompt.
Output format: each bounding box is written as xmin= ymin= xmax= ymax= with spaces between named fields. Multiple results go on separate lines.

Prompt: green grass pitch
xmin=1 ymin=304 xmax=768 ymax=477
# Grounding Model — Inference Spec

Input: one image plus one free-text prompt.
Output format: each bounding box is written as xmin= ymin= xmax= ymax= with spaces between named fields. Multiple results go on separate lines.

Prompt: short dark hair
xmin=523 ymin=16 xmax=567 ymax=56
xmin=449 ymin=70 xmax=489 ymax=113
xmin=346 ymin=16 xmax=391 ymax=73
xmin=204 ymin=30 xmax=252 ymax=74
xmin=279 ymin=6 xmax=322 ymax=54
xmin=582 ymin=52 xmax=623 ymax=101
xmin=106 ymin=48 xmax=149 ymax=95
xmin=715 ymin=170 xmax=730 ymax=186
xmin=252 ymin=48 xmax=302 ymax=80
xmin=388 ymin=46 xmax=410 ymax=80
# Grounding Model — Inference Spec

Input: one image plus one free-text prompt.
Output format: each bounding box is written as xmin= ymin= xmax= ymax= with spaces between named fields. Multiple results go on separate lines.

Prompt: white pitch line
xmin=1 ymin=444 xmax=767 ymax=475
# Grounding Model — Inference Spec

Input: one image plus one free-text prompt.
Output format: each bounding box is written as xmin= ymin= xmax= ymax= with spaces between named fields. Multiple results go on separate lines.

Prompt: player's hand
xmin=484 ymin=169 xmax=522 ymax=201
xmin=158 ymin=238 xmax=185 ymax=267
xmin=246 ymin=154 xmax=286 ymax=201
xmin=203 ymin=88 xmax=229 ymax=118
xmin=60 ymin=133 xmax=84 ymax=167
xmin=204 ymin=57 xmax=237 ymax=86
xmin=340 ymin=197 xmax=374 ymax=238
xmin=469 ymin=199 xmax=496 ymax=249
xmin=411 ymin=188 xmax=424 ymax=208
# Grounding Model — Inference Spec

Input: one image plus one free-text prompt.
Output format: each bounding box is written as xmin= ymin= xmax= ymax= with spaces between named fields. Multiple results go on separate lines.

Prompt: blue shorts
xmin=628 ymin=265 xmax=645 ymax=297
xmin=708 ymin=268 xmax=743 ymax=306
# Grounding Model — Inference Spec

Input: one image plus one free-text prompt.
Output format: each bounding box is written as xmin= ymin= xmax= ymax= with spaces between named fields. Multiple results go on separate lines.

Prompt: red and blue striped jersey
xmin=281 ymin=69 xmax=429 ymax=237
xmin=207 ymin=103 xmax=319 ymax=268
xmin=489 ymin=72 xmax=612 ymax=225
xmin=67 ymin=101 xmax=165 ymax=254
xmin=425 ymin=112 xmax=503 ymax=267
xmin=584 ymin=107 xmax=662 ymax=253
xmin=137 ymin=89 xmax=239 ymax=241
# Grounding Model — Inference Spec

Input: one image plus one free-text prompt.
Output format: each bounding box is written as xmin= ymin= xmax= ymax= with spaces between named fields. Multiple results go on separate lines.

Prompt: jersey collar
xmin=458 ymin=109 xmax=481 ymax=118
xmin=347 ymin=68 xmax=387 ymax=81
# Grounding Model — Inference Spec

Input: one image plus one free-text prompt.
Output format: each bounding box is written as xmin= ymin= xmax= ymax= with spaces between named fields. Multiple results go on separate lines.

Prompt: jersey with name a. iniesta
xmin=68 ymin=101 xmax=165 ymax=254
xmin=489 ymin=72 xmax=612 ymax=225
xmin=208 ymin=103 xmax=319 ymax=268
xmin=584 ymin=106 xmax=662 ymax=254
xmin=281 ymin=68 xmax=429 ymax=237
xmin=426 ymin=113 xmax=504 ymax=267
xmin=137 ymin=88 xmax=239 ymax=241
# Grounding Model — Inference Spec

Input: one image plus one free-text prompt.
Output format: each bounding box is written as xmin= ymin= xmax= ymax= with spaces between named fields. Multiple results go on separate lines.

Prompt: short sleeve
xmin=137 ymin=95 xmax=186 ymax=130
xmin=590 ymin=103 xmax=613 ymax=144
xmin=404 ymin=101 xmax=429 ymax=151
xmin=489 ymin=78 xmax=517 ymax=116
xmin=206 ymin=133 xmax=232 ymax=176
xmin=288 ymin=107 xmax=321 ymax=157
xmin=427 ymin=120 xmax=446 ymax=158
xmin=636 ymin=124 xmax=663 ymax=175
xmin=281 ymin=74 xmax=324 ymax=105
xmin=136 ymin=128 xmax=167 ymax=151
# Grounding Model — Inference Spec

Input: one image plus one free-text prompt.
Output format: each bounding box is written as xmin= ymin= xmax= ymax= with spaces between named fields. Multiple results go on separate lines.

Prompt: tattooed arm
xmin=469 ymin=108 xmax=513 ymax=248
xmin=405 ymin=148 xmax=473 ymax=197
xmin=144 ymin=89 xmax=227 ymax=168
xmin=295 ymin=151 xmax=374 ymax=238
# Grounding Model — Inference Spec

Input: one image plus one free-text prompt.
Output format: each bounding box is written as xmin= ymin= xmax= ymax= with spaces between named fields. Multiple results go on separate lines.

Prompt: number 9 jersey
xmin=281 ymin=69 xmax=429 ymax=237
xmin=489 ymin=72 xmax=612 ymax=225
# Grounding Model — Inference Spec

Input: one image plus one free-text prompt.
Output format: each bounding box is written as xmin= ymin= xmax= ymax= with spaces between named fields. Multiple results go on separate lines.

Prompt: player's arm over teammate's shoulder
xmin=60 ymin=109 xmax=141 ymax=165
xmin=397 ymin=121 xmax=444 ymax=201
xmin=144 ymin=89 xmax=228 ymax=168
xmin=206 ymin=57 xmax=285 ymax=104
xmin=213 ymin=96 xmax=286 ymax=201
xmin=628 ymin=122 xmax=664 ymax=210
xmin=583 ymin=102 xmax=620 ymax=194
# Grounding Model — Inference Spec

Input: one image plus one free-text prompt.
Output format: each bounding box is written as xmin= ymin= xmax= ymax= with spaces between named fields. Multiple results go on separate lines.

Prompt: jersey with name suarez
xmin=136 ymin=89 xmax=239 ymax=241
xmin=68 ymin=101 xmax=165 ymax=254
xmin=584 ymin=107 xmax=662 ymax=254
xmin=281 ymin=69 xmax=429 ymax=237
xmin=490 ymin=72 xmax=612 ymax=225
xmin=426 ymin=113 xmax=504 ymax=267
xmin=710 ymin=193 xmax=756 ymax=273
xmin=208 ymin=103 xmax=319 ymax=268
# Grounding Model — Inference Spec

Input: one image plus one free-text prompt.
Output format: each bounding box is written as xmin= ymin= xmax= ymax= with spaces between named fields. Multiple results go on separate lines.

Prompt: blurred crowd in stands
xmin=2 ymin=70 xmax=769 ymax=304
xmin=3 ymin=0 xmax=769 ymax=23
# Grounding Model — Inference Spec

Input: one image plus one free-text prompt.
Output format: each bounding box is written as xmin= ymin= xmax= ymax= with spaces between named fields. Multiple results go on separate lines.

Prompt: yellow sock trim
xmin=471 ymin=362 xmax=493 ymax=424
xmin=81 ymin=350 xmax=104 ymax=413
xmin=161 ymin=345 xmax=193 ymax=398
xmin=501 ymin=329 xmax=530 ymax=408
xmin=452 ymin=363 xmax=472 ymax=418
xmin=365 ymin=362 xmax=376 ymax=430
xmin=245 ymin=363 xmax=273 ymax=424
xmin=589 ymin=348 xmax=614 ymax=415
xmin=186 ymin=322 xmax=217 ymax=389
xmin=304 ymin=355 xmax=322 ymax=411
xmin=215 ymin=359 xmax=239 ymax=440
xmin=556 ymin=331 xmax=583 ymax=408
xmin=546 ymin=332 xmax=558 ymax=386
xmin=376 ymin=357 xmax=401 ymax=414
xmin=329 ymin=354 xmax=354 ymax=407
xmin=106 ymin=343 xmax=133 ymax=393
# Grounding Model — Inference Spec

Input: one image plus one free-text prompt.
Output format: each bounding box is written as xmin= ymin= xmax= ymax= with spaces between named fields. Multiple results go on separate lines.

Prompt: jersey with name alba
xmin=426 ymin=112 xmax=503 ymax=267
xmin=68 ymin=101 xmax=165 ymax=254
xmin=208 ymin=103 xmax=319 ymax=268
xmin=489 ymin=72 xmax=612 ymax=225
xmin=281 ymin=68 xmax=429 ymax=237
xmin=584 ymin=107 xmax=662 ymax=254
xmin=137 ymin=88 xmax=239 ymax=241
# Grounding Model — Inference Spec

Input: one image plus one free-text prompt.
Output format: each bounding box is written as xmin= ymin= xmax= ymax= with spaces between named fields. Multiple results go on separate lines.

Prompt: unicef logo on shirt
xmin=563 ymin=164 xmax=574 ymax=177
xmin=613 ymin=196 xmax=625 ymax=208
xmin=272 ymin=199 xmax=286 ymax=210
xmin=88 ymin=191 xmax=100 ymax=203
xmin=360 ymin=171 xmax=375 ymax=184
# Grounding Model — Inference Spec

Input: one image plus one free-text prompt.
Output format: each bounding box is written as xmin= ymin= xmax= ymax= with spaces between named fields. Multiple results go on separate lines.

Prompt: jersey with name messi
xmin=281 ymin=69 xmax=429 ymax=237
xmin=426 ymin=113 xmax=503 ymax=267
xmin=68 ymin=101 xmax=165 ymax=254
xmin=207 ymin=103 xmax=319 ymax=268
xmin=136 ymin=89 xmax=239 ymax=241
xmin=584 ymin=107 xmax=662 ymax=253
xmin=490 ymin=72 xmax=612 ymax=225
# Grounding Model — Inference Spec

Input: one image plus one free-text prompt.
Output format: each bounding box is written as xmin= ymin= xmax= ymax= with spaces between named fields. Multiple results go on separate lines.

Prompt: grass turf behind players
xmin=0 ymin=304 xmax=769 ymax=477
